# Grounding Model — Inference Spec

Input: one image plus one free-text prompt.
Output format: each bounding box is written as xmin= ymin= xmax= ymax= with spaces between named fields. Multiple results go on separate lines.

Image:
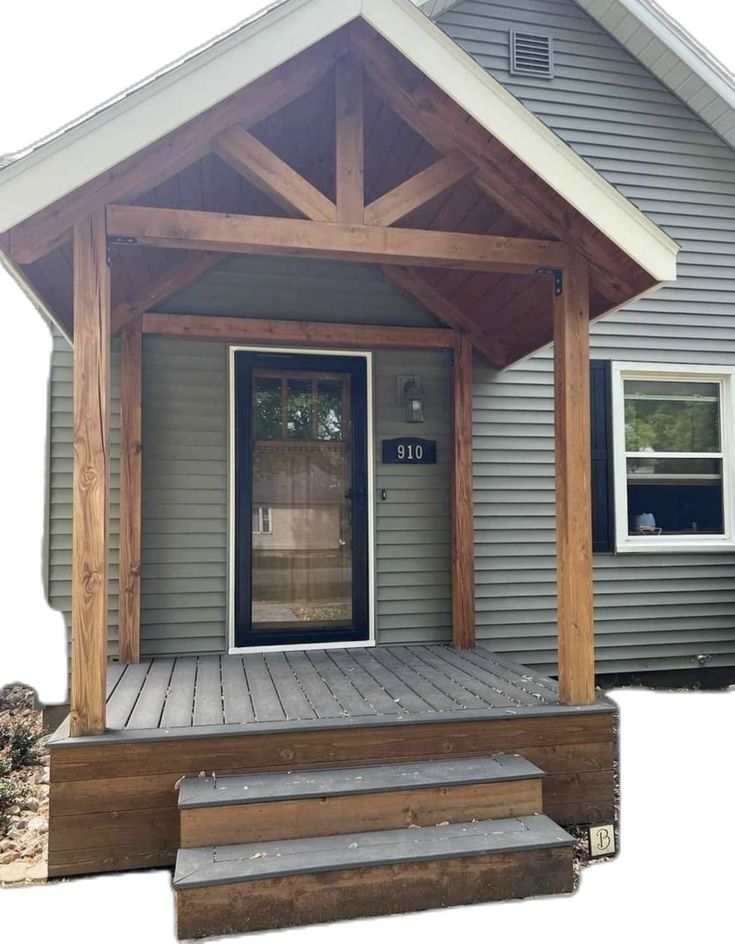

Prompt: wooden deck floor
xmin=51 ymin=645 xmax=611 ymax=745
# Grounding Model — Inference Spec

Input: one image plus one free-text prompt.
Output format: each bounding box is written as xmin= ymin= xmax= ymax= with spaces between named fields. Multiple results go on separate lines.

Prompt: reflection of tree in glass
xmin=255 ymin=378 xmax=281 ymax=440
xmin=318 ymin=381 xmax=343 ymax=441
xmin=625 ymin=389 xmax=720 ymax=453
xmin=287 ymin=380 xmax=312 ymax=439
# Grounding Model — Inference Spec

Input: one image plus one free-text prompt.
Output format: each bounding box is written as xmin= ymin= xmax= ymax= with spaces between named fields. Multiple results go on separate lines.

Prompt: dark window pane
xmin=254 ymin=377 xmax=282 ymax=440
xmin=624 ymin=379 xmax=720 ymax=453
xmin=287 ymin=379 xmax=313 ymax=439
xmin=318 ymin=380 xmax=343 ymax=441
xmin=627 ymin=458 xmax=724 ymax=536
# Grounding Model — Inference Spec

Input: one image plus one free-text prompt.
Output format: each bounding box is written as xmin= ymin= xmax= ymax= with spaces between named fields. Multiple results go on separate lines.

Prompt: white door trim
xmin=227 ymin=344 xmax=376 ymax=653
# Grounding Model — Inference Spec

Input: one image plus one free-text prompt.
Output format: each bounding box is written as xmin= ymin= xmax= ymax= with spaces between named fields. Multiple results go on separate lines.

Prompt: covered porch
xmin=0 ymin=4 xmax=676 ymax=738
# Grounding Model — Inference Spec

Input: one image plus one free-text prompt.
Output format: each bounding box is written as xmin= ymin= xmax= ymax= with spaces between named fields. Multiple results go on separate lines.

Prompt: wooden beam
xmin=452 ymin=333 xmax=475 ymax=650
xmin=350 ymin=24 xmax=637 ymax=306
xmin=365 ymin=153 xmax=474 ymax=227
xmin=143 ymin=312 xmax=456 ymax=350
xmin=379 ymin=266 xmax=505 ymax=367
xmin=118 ymin=317 xmax=143 ymax=665
xmin=4 ymin=33 xmax=348 ymax=264
xmin=107 ymin=205 xmax=566 ymax=273
xmin=70 ymin=210 xmax=110 ymax=737
xmin=335 ymin=56 xmax=365 ymax=223
xmin=553 ymin=255 xmax=595 ymax=706
xmin=213 ymin=126 xmax=336 ymax=222
xmin=111 ymin=252 xmax=227 ymax=334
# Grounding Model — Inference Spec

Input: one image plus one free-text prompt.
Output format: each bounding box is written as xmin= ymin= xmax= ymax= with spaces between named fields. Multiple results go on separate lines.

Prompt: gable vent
xmin=510 ymin=31 xmax=554 ymax=79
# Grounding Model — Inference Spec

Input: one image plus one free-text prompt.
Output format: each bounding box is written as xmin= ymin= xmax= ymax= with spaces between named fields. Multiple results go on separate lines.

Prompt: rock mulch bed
xmin=0 ymin=685 xmax=49 ymax=885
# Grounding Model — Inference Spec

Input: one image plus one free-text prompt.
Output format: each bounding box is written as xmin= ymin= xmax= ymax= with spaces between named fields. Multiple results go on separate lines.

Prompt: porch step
xmin=174 ymin=815 xmax=575 ymax=937
xmin=178 ymin=754 xmax=544 ymax=848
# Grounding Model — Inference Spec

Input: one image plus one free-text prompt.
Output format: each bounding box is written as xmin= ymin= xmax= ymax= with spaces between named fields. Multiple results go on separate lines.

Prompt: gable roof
xmin=423 ymin=0 xmax=735 ymax=150
xmin=0 ymin=0 xmax=676 ymax=286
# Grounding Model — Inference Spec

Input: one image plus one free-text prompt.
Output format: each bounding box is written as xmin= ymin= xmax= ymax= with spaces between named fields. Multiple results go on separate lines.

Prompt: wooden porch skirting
xmin=47 ymin=646 xmax=617 ymax=878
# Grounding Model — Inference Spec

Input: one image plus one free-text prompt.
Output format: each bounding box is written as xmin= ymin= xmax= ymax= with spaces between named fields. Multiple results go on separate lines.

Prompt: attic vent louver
xmin=510 ymin=31 xmax=554 ymax=79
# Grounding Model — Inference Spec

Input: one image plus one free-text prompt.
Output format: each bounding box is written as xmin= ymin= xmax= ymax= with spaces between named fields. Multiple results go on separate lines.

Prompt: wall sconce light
xmin=398 ymin=376 xmax=425 ymax=423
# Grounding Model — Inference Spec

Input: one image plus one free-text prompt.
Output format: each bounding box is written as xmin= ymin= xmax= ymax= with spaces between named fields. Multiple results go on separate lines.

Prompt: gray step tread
xmin=178 ymin=754 xmax=543 ymax=809
xmin=174 ymin=815 xmax=574 ymax=889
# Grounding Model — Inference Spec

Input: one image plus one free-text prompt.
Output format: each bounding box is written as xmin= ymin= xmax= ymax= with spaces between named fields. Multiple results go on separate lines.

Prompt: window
xmin=612 ymin=363 xmax=735 ymax=551
xmin=252 ymin=506 xmax=273 ymax=535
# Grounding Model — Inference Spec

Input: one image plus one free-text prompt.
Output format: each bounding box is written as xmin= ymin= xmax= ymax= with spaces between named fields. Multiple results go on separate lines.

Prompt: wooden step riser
xmin=180 ymin=778 xmax=543 ymax=848
xmin=176 ymin=845 xmax=574 ymax=938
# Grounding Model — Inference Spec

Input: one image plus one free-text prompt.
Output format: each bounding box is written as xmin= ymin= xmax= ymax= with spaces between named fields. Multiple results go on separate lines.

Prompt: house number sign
xmin=382 ymin=438 xmax=437 ymax=464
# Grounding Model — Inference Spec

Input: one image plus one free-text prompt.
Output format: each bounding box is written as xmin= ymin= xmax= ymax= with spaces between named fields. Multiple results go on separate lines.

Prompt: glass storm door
xmin=234 ymin=351 xmax=369 ymax=648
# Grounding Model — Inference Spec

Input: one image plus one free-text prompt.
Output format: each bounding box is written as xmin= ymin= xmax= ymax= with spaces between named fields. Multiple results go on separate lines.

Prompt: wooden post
xmin=335 ymin=56 xmax=364 ymax=223
xmin=452 ymin=333 xmax=475 ymax=649
xmin=119 ymin=316 xmax=143 ymax=664
xmin=554 ymin=254 xmax=595 ymax=706
xmin=70 ymin=210 xmax=110 ymax=736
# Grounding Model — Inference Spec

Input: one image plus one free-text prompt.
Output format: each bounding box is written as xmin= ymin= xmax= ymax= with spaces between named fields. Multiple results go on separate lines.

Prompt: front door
xmin=234 ymin=350 xmax=370 ymax=648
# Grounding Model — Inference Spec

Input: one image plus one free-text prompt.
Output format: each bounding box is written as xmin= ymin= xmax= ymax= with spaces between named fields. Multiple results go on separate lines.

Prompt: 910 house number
xmin=382 ymin=438 xmax=438 ymax=465
xmin=398 ymin=443 xmax=423 ymax=461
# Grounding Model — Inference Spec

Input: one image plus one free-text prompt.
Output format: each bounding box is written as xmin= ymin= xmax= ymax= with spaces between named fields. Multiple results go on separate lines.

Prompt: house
xmin=2 ymin=0 xmax=733 ymax=935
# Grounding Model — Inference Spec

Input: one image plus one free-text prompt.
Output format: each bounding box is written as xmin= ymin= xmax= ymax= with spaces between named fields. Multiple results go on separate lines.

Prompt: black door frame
xmin=234 ymin=349 xmax=371 ymax=649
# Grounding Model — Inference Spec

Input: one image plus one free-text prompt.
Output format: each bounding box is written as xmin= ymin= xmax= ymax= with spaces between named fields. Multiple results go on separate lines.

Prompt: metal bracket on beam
xmin=536 ymin=267 xmax=563 ymax=297
xmin=107 ymin=235 xmax=138 ymax=266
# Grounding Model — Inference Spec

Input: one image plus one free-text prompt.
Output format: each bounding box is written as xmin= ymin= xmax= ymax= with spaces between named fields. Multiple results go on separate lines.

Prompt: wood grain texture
xmin=70 ymin=210 xmax=110 ymax=737
xmin=111 ymin=251 xmax=227 ymax=333
xmin=175 ymin=846 xmax=573 ymax=938
xmin=4 ymin=33 xmax=348 ymax=264
xmin=365 ymin=152 xmax=474 ymax=227
xmin=179 ymin=779 xmax=542 ymax=848
xmin=381 ymin=266 xmax=505 ymax=366
xmin=142 ymin=312 xmax=456 ymax=349
xmin=213 ymin=126 xmax=336 ymax=222
xmin=118 ymin=317 xmax=142 ymax=664
xmin=335 ymin=56 xmax=365 ymax=224
xmin=554 ymin=255 xmax=596 ymax=706
xmin=107 ymin=205 xmax=567 ymax=272
xmin=350 ymin=22 xmax=647 ymax=307
xmin=452 ymin=333 xmax=476 ymax=649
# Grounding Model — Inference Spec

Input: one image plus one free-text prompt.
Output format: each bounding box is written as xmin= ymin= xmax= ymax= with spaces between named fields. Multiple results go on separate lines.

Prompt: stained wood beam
xmin=380 ymin=266 xmax=505 ymax=367
xmin=118 ymin=317 xmax=142 ymax=665
xmin=107 ymin=205 xmax=566 ymax=273
xmin=452 ymin=332 xmax=476 ymax=649
xmin=4 ymin=33 xmax=348 ymax=265
xmin=112 ymin=251 xmax=227 ymax=334
xmin=365 ymin=152 xmax=474 ymax=227
xmin=143 ymin=312 xmax=456 ymax=350
xmin=335 ymin=56 xmax=365 ymax=224
xmin=350 ymin=23 xmax=637 ymax=305
xmin=70 ymin=209 xmax=110 ymax=737
xmin=213 ymin=126 xmax=336 ymax=222
xmin=553 ymin=254 xmax=595 ymax=706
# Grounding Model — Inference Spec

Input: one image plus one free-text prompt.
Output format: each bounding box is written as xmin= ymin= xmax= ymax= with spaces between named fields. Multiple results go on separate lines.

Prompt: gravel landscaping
xmin=0 ymin=685 xmax=49 ymax=885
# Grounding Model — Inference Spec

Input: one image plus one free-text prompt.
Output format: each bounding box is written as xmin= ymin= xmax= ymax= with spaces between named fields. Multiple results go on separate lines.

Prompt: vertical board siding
xmin=438 ymin=0 xmax=735 ymax=673
xmin=47 ymin=328 xmax=121 ymax=662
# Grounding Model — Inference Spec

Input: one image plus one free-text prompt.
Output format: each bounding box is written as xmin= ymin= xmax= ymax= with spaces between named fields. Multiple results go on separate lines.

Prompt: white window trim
xmin=252 ymin=506 xmax=273 ymax=536
xmin=227 ymin=345 xmax=376 ymax=654
xmin=611 ymin=361 xmax=735 ymax=553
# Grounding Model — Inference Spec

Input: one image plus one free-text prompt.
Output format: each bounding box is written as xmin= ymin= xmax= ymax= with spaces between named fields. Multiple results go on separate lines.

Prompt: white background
xmin=0 ymin=1 xmax=733 ymax=941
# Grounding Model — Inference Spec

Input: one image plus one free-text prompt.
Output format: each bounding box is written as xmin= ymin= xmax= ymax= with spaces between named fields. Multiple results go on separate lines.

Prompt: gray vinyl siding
xmin=46 ymin=258 xmax=452 ymax=659
xmin=47 ymin=328 xmax=121 ymax=661
xmin=139 ymin=339 xmax=452 ymax=655
xmin=438 ymin=0 xmax=735 ymax=674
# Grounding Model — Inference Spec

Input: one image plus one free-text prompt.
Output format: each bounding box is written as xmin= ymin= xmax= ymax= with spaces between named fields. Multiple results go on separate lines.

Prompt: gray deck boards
xmin=174 ymin=815 xmax=575 ymax=889
xmin=178 ymin=755 xmax=543 ymax=809
xmin=50 ymin=645 xmax=615 ymax=747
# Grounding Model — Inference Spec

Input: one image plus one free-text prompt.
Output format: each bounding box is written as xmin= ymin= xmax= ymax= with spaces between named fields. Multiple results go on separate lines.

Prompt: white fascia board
xmin=363 ymin=0 xmax=679 ymax=283
xmin=0 ymin=0 xmax=362 ymax=233
xmin=0 ymin=0 xmax=677 ymax=286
